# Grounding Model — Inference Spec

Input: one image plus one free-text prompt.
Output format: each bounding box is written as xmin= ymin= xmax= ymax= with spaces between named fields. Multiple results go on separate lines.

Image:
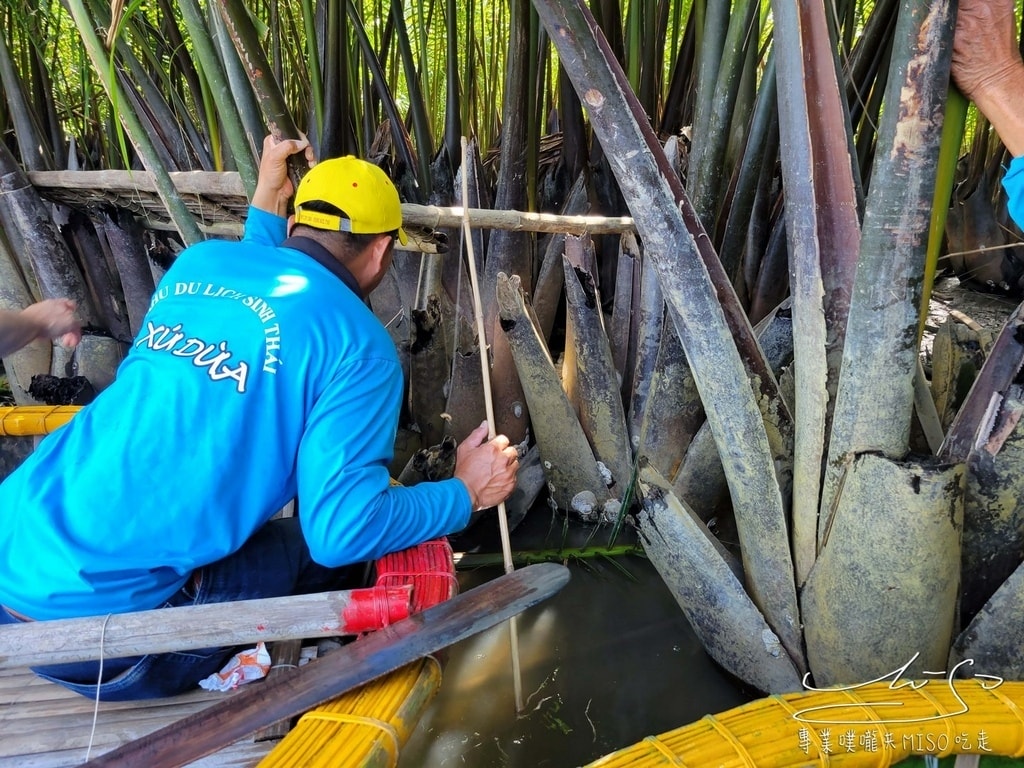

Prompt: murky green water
xmin=400 ymin=512 xmax=1024 ymax=768
xmin=399 ymin=512 xmax=752 ymax=767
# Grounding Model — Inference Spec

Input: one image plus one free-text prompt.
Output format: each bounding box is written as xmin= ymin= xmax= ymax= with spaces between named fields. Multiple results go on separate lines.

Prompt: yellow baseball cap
xmin=293 ymin=156 xmax=408 ymax=245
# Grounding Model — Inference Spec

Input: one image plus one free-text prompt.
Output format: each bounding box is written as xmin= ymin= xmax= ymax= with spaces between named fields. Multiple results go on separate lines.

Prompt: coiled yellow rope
xmin=257 ymin=656 xmax=442 ymax=768
xmin=587 ymin=679 xmax=1024 ymax=767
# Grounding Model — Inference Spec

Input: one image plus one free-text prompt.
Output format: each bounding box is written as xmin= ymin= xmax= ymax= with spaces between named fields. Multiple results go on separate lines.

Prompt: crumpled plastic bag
xmin=199 ymin=641 xmax=272 ymax=692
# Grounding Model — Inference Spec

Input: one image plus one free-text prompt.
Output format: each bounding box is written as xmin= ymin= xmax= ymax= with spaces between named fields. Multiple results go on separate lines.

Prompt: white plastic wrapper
xmin=198 ymin=641 xmax=272 ymax=692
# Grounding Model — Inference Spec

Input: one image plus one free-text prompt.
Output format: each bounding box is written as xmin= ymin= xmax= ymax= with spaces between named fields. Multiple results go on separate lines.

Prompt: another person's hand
xmin=453 ymin=421 xmax=520 ymax=511
xmin=21 ymin=299 xmax=81 ymax=348
xmin=251 ymin=134 xmax=317 ymax=217
xmin=951 ymin=0 xmax=1022 ymax=102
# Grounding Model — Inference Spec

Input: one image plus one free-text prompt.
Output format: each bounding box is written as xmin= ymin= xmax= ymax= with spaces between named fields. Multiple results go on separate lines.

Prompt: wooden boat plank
xmin=0 ymin=696 xmax=221 ymax=730
xmin=0 ymin=665 xmax=273 ymax=767
xmin=0 ymin=689 xmax=217 ymax=712
xmin=0 ymin=681 xmax=220 ymax=709
xmin=0 ymin=667 xmax=221 ymax=708
xmin=0 ymin=666 xmax=51 ymax=681
xmin=2 ymin=705 xmax=222 ymax=752
xmin=0 ymin=738 xmax=272 ymax=768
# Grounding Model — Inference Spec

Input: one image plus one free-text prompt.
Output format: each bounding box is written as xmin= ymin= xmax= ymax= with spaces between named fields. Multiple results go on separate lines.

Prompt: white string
xmin=83 ymin=613 xmax=112 ymax=763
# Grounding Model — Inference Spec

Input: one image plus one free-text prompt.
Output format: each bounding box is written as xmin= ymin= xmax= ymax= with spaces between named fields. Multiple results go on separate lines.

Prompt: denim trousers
xmin=0 ymin=517 xmax=359 ymax=701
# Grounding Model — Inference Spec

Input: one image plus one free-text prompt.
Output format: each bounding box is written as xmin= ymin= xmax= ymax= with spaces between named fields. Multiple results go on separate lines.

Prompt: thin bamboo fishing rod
xmin=459 ymin=136 xmax=524 ymax=713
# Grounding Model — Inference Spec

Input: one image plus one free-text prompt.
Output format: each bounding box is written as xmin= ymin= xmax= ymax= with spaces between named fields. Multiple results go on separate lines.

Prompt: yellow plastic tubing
xmin=258 ymin=656 xmax=442 ymax=768
xmin=0 ymin=406 xmax=80 ymax=436
xmin=587 ymin=679 xmax=1024 ymax=767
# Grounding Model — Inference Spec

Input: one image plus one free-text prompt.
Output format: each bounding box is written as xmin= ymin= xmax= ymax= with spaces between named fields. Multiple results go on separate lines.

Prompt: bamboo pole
xmin=459 ymin=136 xmax=524 ymax=713
xmin=0 ymin=586 xmax=412 ymax=668
xmin=402 ymin=204 xmax=634 ymax=235
xmin=26 ymin=170 xmax=635 ymax=234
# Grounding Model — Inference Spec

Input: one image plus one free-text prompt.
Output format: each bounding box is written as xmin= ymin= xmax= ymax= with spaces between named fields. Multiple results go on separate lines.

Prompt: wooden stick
xmin=948 ymin=308 xmax=984 ymax=333
xmin=459 ymin=136 xmax=524 ymax=712
xmin=27 ymin=169 xmax=247 ymax=196
xmin=27 ymin=170 xmax=635 ymax=235
xmin=0 ymin=586 xmax=411 ymax=668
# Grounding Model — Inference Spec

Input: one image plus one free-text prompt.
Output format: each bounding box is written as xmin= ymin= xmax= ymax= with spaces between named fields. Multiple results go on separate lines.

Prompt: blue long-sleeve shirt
xmin=0 ymin=208 xmax=470 ymax=620
xmin=1004 ymin=155 xmax=1024 ymax=229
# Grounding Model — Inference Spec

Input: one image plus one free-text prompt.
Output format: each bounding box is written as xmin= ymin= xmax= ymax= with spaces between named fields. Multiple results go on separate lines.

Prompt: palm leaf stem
xmin=300 ymin=0 xmax=324 ymax=137
xmin=216 ymin=0 xmax=309 ymax=188
xmin=688 ymin=0 xmax=728 ymax=193
xmin=63 ymin=0 xmax=203 ymax=245
xmin=176 ymin=0 xmax=257 ymax=191
xmin=822 ymin=0 xmax=958 ymax=531
xmin=96 ymin=0 xmax=196 ymax=171
xmin=391 ymin=0 xmax=433 ymax=191
xmin=718 ymin=53 xmax=777 ymax=286
xmin=918 ymin=89 xmax=968 ymax=341
xmin=534 ymin=0 xmax=803 ymax=673
xmin=688 ymin=0 xmax=758 ymax=232
xmin=770 ymin=0 xmax=861 ymax=585
xmin=347 ymin=1 xmax=419 ymax=184
xmin=0 ymin=30 xmax=52 ymax=171
xmin=212 ymin=8 xmax=265 ymax=160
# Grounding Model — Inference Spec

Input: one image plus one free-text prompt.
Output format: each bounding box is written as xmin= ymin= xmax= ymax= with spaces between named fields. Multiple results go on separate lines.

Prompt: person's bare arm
xmin=952 ymin=0 xmax=1024 ymax=156
xmin=0 ymin=299 xmax=81 ymax=357
xmin=250 ymin=135 xmax=317 ymax=217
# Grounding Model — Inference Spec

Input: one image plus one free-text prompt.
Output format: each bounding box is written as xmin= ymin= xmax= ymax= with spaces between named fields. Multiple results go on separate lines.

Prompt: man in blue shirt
xmin=0 ymin=137 xmax=519 ymax=700
xmin=952 ymin=0 xmax=1024 ymax=228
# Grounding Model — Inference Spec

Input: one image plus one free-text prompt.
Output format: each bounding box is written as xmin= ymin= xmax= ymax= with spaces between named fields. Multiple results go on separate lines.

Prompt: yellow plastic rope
xmin=772 ymin=694 xmax=831 ymax=767
xmin=641 ymin=734 xmax=689 ymax=766
xmin=705 ymin=713 xmax=759 ymax=767
xmin=295 ymin=711 xmax=400 ymax=766
xmin=586 ymin=680 xmax=1024 ymax=767
xmin=986 ymin=684 xmax=1024 ymax=756
xmin=258 ymin=649 xmax=442 ymax=767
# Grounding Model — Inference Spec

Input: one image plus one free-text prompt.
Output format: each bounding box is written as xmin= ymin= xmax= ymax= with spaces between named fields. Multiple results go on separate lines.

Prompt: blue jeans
xmin=0 ymin=517 xmax=361 ymax=701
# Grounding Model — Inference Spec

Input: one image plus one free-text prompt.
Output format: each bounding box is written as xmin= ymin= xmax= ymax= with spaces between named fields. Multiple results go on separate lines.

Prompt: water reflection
xmin=400 ymin=513 xmax=752 ymax=767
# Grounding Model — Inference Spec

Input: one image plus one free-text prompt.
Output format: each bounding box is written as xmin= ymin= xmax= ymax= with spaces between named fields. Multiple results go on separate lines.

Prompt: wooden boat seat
xmin=0 ymin=664 xmax=275 ymax=767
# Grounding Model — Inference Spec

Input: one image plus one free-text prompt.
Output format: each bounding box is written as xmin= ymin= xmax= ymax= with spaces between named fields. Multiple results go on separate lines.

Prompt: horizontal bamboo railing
xmin=27 ymin=170 xmax=636 ymax=244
